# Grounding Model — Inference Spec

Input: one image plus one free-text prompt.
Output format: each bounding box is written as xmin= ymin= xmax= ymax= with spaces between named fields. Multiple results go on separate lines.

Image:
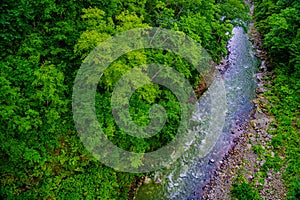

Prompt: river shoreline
xmin=131 ymin=2 xmax=288 ymax=200
xmin=200 ymin=2 xmax=287 ymax=199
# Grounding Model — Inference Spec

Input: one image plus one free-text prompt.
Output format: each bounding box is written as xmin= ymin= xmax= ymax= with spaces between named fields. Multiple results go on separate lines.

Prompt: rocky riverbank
xmin=200 ymin=2 xmax=287 ymax=199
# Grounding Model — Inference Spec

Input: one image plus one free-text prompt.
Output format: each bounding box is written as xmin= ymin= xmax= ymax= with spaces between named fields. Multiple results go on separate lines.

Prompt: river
xmin=134 ymin=26 xmax=260 ymax=200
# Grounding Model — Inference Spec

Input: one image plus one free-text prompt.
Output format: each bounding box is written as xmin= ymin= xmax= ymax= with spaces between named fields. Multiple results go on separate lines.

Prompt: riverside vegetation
xmin=254 ymin=0 xmax=299 ymax=199
xmin=1 ymin=0 xmax=298 ymax=199
xmin=0 ymin=0 xmax=250 ymax=199
xmin=230 ymin=0 xmax=300 ymax=199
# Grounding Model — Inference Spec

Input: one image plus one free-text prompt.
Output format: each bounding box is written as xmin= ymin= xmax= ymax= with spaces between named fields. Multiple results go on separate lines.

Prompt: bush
xmin=231 ymin=181 xmax=262 ymax=200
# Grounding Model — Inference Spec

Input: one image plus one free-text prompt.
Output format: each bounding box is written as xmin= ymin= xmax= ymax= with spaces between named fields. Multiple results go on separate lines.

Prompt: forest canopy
xmin=0 ymin=0 xmax=253 ymax=199
xmin=252 ymin=0 xmax=300 ymax=199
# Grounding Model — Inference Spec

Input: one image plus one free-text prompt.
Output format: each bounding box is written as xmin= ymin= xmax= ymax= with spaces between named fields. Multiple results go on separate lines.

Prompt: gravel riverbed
xmin=199 ymin=2 xmax=288 ymax=199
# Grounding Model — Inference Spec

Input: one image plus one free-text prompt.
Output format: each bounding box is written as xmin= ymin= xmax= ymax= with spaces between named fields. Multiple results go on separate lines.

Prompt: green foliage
xmin=262 ymin=67 xmax=300 ymax=198
xmin=231 ymin=179 xmax=262 ymax=200
xmin=1 ymin=0 xmax=251 ymax=199
xmin=219 ymin=0 xmax=251 ymax=22
xmin=253 ymin=0 xmax=300 ymax=72
xmin=289 ymin=178 xmax=300 ymax=200
xmin=251 ymin=144 xmax=264 ymax=155
xmin=253 ymin=0 xmax=300 ymax=198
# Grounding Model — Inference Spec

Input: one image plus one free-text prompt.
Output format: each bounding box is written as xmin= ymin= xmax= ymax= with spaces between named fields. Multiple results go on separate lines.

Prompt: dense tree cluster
xmin=252 ymin=0 xmax=300 ymax=198
xmin=1 ymin=0 xmax=249 ymax=199
xmin=254 ymin=0 xmax=299 ymax=73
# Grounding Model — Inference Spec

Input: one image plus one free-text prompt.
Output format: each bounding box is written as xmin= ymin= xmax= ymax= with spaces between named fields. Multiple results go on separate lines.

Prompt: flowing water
xmin=134 ymin=27 xmax=260 ymax=200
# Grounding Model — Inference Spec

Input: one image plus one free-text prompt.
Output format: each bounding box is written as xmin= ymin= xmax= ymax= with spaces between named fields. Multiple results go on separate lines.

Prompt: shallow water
xmin=134 ymin=27 xmax=260 ymax=200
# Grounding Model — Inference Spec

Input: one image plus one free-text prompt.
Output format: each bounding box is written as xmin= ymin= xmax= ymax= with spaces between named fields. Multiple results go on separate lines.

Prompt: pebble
xmin=198 ymin=17 xmax=287 ymax=200
xmin=144 ymin=176 xmax=151 ymax=184
xmin=154 ymin=178 xmax=162 ymax=183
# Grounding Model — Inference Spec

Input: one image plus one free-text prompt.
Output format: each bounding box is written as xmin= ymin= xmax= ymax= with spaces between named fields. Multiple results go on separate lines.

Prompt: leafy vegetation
xmin=231 ymin=181 xmax=262 ymax=200
xmin=230 ymin=166 xmax=263 ymax=200
xmin=1 ymin=0 xmax=251 ymax=199
xmin=252 ymin=0 xmax=300 ymax=199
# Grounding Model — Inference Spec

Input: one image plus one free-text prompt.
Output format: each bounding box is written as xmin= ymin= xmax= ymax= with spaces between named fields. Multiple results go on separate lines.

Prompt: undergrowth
xmin=262 ymin=68 xmax=300 ymax=199
xmin=231 ymin=175 xmax=262 ymax=200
